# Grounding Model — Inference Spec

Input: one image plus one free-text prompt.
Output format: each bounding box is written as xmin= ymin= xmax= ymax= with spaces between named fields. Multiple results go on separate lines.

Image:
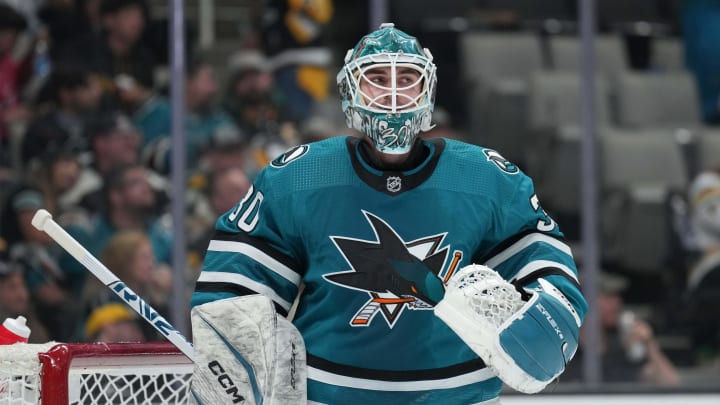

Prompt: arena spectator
xmin=563 ymin=272 xmax=680 ymax=386
xmin=195 ymin=125 xmax=249 ymax=175
xmin=221 ymin=49 xmax=294 ymax=175
xmin=82 ymin=230 xmax=172 ymax=341
xmin=0 ymin=3 xmax=31 ymax=162
xmin=84 ymin=302 xmax=145 ymax=342
xmin=683 ymin=169 xmax=720 ymax=364
xmin=0 ymin=141 xmax=83 ymax=340
xmin=222 ymin=49 xmax=280 ymax=138
xmin=21 ymin=64 xmax=102 ymax=165
xmin=131 ymin=58 xmax=242 ymax=174
xmin=184 ymin=127 xmax=253 ymax=271
xmin=54 ymin=0 xmax=156 ymax=99
xmin=58 ymin=110 xmax=165 ymax=214
xmin=187 ymin=166 xmax=250 ymax=273
xmin=76 ymin=0 xmax=103 ymax=35
xmin=0 ymin=257 xmax=49 ymax=343
xmin=258 ymin=0 xmax=334 ymax=123
xmin=62 ymin=162 xmax=173 ymax=273
xmin=37 ymin=0 xmax=85 ymax=61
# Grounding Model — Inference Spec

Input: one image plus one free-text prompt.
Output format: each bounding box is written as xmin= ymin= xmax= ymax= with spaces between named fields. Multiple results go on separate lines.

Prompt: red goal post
xmin=0 ymin=342 xmax=193 ymax=404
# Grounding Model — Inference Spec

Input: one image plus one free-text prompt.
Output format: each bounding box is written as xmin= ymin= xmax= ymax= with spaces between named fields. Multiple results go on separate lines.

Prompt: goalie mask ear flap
xmin=190 ymin=295 xmax=307 ymax=404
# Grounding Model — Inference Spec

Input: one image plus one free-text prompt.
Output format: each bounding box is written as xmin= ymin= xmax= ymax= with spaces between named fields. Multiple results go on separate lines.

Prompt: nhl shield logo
xmin=386 ymin=176 xmax=402 ymax=193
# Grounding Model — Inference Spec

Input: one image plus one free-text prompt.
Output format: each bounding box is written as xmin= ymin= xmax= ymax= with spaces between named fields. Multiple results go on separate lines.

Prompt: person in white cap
xmin=685 ymin=169 xmax=720 ymax=363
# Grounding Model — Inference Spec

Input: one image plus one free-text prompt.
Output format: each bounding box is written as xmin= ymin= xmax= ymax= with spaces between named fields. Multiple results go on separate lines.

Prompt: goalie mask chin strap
xmin=357 ymin=137 xmax=430 ymax=171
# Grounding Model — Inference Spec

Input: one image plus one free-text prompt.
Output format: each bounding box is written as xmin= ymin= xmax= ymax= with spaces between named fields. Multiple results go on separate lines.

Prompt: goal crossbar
xmin=0 ymin=342 xmax=193 ymax=405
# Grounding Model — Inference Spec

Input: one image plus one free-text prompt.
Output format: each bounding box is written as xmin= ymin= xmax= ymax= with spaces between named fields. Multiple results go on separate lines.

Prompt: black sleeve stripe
xmin=194 ymin=281 xmax=289 ymax=317
xmin=307 ymin=354 xmax=486 ymax=381
xmin=212 ymin=230 xmax=302 ymax=276
xmin=512 ymin=267 xmax=581 ymax=291
xmin=473 ymin=229 xmax=568 ymax=265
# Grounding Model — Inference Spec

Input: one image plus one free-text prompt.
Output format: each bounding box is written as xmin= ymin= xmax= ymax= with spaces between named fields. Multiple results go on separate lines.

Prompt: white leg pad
xmin=190 ymin=295 xmax=306 ymax=404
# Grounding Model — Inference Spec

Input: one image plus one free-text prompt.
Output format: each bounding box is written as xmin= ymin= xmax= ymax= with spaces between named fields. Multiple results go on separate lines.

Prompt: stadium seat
xmin=459 ymin=31 xmax=543 ymax=161
xmin=599 ymin=129 xmax=688 ymax=274
xmin=527 ymin=71 xmax=611 ymax=129
xmin=525 ymin=71 xmax=610 ymax=217
xmin=696 ymin=129 xmax=720 ymax=172
xmin=615 ymin=71 xmax=701 ymax=128
xmin=650 ymin=36 xmax=686 ymax=72
xmin=459 ymin=31 xmax=544 ymax=88
xmin=547 ymin=34 xmax=628 ymax=77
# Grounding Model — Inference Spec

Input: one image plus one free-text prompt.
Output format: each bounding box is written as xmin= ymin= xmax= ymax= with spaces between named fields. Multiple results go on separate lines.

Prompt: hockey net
xmin=0 ymin=342 xmax=193 ymax=405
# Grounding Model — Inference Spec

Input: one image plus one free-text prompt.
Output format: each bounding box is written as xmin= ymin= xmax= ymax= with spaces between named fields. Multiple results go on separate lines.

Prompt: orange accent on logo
xmin=371 ymin=297 xmax=415 ymax=304
xmin=443 ymin=251 xmax=463 ymax=284
xmin=351 ymin=318 xmax=369 ymax=325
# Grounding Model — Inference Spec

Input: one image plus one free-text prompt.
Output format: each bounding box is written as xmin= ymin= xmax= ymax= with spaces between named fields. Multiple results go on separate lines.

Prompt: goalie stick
xmin=32 ymin=210 xmax=308 ymax=403
xmin=31 ymin=209 xmax=195 ymax=361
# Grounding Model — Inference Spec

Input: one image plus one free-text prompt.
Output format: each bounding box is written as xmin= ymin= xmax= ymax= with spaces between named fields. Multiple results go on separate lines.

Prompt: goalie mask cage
xmin=0 ymin=342 xmax=193 ymax=405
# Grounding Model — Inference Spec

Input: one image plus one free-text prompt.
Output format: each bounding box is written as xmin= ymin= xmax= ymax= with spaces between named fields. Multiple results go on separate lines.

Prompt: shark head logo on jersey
xmin=324 ymin=211 xmax=462 ymax=328
xmin=337 ymin=23 xmax=437 ymax=155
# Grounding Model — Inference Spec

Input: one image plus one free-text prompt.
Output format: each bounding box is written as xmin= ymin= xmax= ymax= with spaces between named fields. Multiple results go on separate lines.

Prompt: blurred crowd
xmin=0 ymin=0 xmax=342 ymax=344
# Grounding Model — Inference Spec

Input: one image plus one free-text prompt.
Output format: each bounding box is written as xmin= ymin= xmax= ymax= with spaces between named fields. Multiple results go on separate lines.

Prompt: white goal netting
xmin=0 ymin=342 xmax=193 ymax=405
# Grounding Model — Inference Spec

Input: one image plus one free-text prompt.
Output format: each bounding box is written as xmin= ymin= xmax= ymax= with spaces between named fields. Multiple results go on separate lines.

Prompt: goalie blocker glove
xmin=435 ymin=264 xmax=582 ymax=393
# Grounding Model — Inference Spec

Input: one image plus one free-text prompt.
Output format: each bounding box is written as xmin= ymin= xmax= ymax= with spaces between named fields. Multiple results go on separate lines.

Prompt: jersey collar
xmin=346 ymin=136 xmax=445 ymax=196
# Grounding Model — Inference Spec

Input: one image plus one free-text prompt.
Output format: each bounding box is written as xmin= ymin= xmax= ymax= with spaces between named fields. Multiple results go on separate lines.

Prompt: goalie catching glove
xmin=435 ymin=264 xmax=582 ymax=393
xmin=190 ymin=295 xmax=307 ymax=404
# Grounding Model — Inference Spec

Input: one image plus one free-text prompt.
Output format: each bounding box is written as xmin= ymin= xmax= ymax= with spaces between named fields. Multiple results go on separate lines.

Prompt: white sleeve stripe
xmin=197 ymin=271 xmax=292 ymax=311
xmin=207 ymin=240 xmax=301 ymax=285
xmin=510 ymin=260 xmax=579 ymax=283
xmin=484 ymin=234 xmax=573 ymax=269
xmin=538 ymin=278 xmax=583 ymax=327
xmin=307 ymin=366 xmax=496 ymax=391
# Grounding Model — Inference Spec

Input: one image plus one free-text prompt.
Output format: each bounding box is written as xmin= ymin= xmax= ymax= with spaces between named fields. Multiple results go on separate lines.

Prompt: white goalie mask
xmin=689 ymin=171 xmax=720 ymax=249
xmin=337 ymin=23 xmax=437 ymax=154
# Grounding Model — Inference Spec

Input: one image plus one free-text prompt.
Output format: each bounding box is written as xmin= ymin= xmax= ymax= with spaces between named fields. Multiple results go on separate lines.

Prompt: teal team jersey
xmin=191 ymin=136 xmax=586 ymax=404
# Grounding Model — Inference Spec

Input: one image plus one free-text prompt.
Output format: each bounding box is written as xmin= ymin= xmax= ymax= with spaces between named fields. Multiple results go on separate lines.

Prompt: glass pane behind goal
xmin=0 ymin=342 xmax=193 ymax=405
